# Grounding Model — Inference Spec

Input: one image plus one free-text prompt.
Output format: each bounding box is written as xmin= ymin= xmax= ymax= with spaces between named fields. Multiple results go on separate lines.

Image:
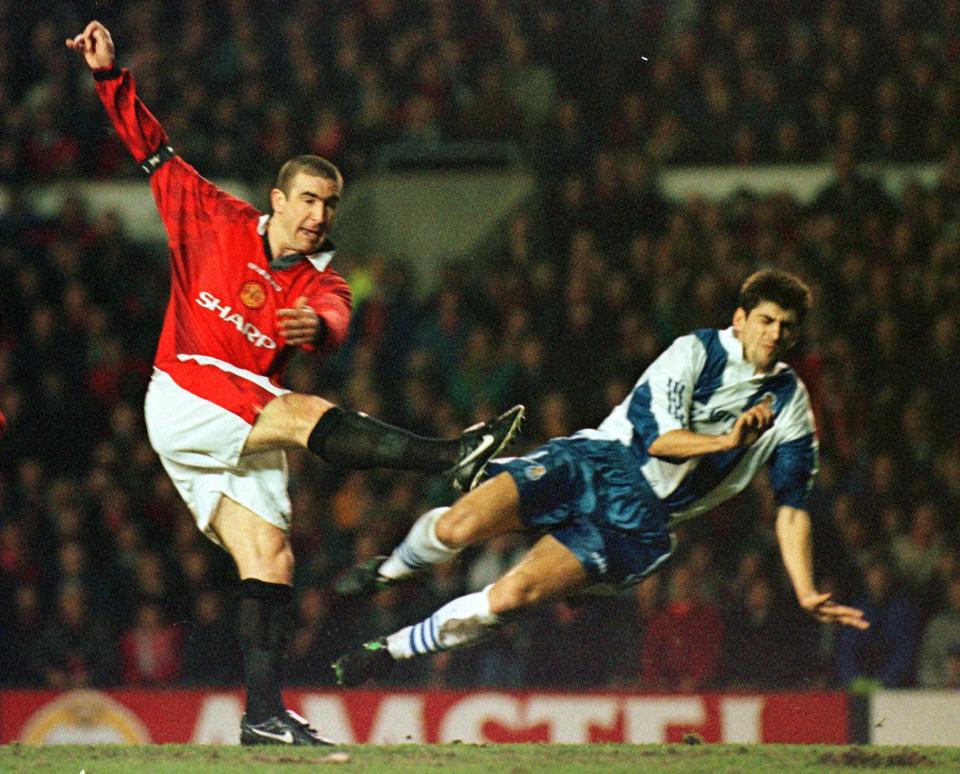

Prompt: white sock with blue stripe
xmin=385 ymin=584 xmax=500 ymax=659
xmin=379 ymin=507 xmax=460 ymax=580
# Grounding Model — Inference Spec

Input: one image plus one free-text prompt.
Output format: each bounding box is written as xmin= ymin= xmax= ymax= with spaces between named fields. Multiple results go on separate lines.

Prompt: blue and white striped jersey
xmin=577 ymin=326 xmax=819 ymax=529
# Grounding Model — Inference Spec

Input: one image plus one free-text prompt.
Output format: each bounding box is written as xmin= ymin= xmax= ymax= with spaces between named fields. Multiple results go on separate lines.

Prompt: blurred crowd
xmin=4 ymin=0 xmax=960 ymax=187
xmin=2 ymin=0 xmax=960 ymax=694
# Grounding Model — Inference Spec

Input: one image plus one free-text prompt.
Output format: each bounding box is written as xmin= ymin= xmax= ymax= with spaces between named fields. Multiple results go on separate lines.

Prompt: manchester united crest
xmin=240 ymin=281 xmax=267 ymax=309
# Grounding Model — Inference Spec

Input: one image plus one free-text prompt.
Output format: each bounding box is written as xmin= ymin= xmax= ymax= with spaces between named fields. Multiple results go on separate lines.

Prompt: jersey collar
xmin=258 ymin=214 xmax=336 ymax=272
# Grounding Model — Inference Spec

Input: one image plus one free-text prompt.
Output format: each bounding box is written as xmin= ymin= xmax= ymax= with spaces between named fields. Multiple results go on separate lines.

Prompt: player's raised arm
xmin=65 ymin=20 xmax=170 ymax=168
xmin=66 ymin=19 xmax=235 ymax=236
xmin=65 ymin=20 xmax=115 ymax=71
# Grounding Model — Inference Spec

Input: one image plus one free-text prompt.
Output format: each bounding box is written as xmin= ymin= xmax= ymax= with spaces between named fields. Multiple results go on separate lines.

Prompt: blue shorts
xmin=486 ymin=436 xmax=675 ymax=584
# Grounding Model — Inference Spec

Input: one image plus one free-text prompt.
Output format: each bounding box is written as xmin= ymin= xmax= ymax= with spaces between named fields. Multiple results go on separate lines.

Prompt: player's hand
xmin=726 ymin=395 xmax=774 ymax=449
xmin=800 ymin=591 xmax=870 ymax=630
xmin=65 ymin=20 xmax=116 ymax=71
xmin=277 ymin=296 xmax=322 ymax=347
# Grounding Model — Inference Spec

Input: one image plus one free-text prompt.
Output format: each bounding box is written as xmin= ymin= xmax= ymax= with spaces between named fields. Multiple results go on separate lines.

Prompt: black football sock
xmin=307 ymin=407 xmax=459 ymax=472
xmin=237 ymin=579 xmax=293 ymax=723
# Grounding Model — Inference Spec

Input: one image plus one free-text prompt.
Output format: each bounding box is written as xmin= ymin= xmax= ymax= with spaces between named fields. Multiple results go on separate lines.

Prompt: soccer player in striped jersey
xmin=67 ymin=21 xmax=522 ymax=745
xmin=333 ymin=268 xmax=869 ymax=686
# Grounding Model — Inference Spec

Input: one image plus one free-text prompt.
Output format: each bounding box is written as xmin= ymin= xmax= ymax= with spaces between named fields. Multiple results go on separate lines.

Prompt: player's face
xmin=271 ymin=172 xmax=342 ymax=255
xmin=733 ymin=300 xmax=800 ymax=373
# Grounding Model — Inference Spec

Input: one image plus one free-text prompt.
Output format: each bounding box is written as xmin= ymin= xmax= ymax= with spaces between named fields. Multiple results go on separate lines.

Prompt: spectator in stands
xmin=36 ymin=582 xmax=117 ymax=688
xmin=625 ymin=573 xmax=664 ymax=681
xmin=917 ymin=576 xmax=960 ymax=688
xmin=685 ymin=541 xmax=723 ymax=606
xmin=641 ymin=564 xmax=725 ymax=691
xmin=463 ymin=533 xmax=528 ymax=594
xmin=0 ymin=584 xmax=43 ymax=687
xmin=813 ymin=147 xmax=895 ymax=228
xmin=836 ymin=557 xmax=920 ymax=688
xmin=119 ymin=600 xmax=183 ymax=685
xmin=891 ymin=501 xmax=947 ymax=597
xmin=0 ymin=521 xmax=40 ymax=589
xmin=524 ymin=596 xmax=627 ymax=689
xmin=285 ymin=586 xmax=339 ymax=687
xmin=180 ymin=589 xmax=241 ymax=687
xmin=721 ymin=573 xmax=810 ymax=688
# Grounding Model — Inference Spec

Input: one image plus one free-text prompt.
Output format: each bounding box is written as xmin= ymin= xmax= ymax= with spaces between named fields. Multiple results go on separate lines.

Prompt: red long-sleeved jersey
xmin=95 ymin=68 xmax=351 ymax=422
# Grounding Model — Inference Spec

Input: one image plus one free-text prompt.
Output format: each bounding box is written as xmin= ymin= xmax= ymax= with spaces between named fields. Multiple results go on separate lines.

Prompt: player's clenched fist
xmin=727 ymin=394 xmax=775 ymax=449
xmin=277 ymin=297 xmax=322 ymax=347
xmin=65 ymin=20 xmax=115 ymax=71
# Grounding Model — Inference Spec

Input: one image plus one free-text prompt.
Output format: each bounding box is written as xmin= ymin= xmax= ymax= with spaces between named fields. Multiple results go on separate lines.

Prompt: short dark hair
xmin=274 ymin=155 xmax=342 ymax=195
xmin=738 ymin=269 xmax=813 ymax=322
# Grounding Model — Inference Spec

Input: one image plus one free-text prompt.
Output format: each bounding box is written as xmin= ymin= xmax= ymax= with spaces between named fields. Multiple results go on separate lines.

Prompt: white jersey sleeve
xmin=631 ymin=334 xmax=705 ymax=446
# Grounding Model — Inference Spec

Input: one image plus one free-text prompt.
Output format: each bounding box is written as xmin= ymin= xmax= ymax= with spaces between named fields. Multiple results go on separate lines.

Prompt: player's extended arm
xmin=68 ymin=20 xmax=247 ymax=256
xmin=647 ymin=396 xmax=774 ymax=459
xmin=66 ymin=21 xmax=169 ymax=163
xmin=68 ymin=17 xmax=225 ymax=212
xmin=775 ymin=505 xmax=869 ymax=629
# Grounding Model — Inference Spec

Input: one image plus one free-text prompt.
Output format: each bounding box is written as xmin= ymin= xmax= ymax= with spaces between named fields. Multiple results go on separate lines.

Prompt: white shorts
xmin=144 ymin=368 xmax=291 ymax=547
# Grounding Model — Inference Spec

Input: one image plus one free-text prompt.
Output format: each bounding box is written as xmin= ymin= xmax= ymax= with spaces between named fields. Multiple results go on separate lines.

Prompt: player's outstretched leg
xmin=335 ymin=507 xmax=459 ymax=597
xmin=335 ymin=470 xmax=526 ymax=598
xmin=307 ymin=404 xmax=524 ymax=490
xmin=332 ymin=534 xmax=589 ymax=687
xmin=333 ymin=585 xmax=500 ymax=687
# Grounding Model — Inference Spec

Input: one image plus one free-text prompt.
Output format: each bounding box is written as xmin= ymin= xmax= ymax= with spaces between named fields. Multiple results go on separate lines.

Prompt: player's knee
xmin=258 ymin=548 xmax=293 ymax=585
xmin=488 ymin=575 xmax=543 ymax=614
xmin=255 ymin=393 xmax=336 ymax=451
xmin=277 ymin=392 xmax=333 ymax=421
xmin=434 ymin=509 xmax=474 ymax=548
xmin=273 ymin=544 xmax=295 ymax=578
xmin=232 ymin=534 xmax=294 ymax=584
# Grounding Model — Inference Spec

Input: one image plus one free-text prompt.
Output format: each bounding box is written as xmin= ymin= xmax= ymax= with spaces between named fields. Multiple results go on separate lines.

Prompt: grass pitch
xmin=1 ymin=743 xmax=958 ymax=774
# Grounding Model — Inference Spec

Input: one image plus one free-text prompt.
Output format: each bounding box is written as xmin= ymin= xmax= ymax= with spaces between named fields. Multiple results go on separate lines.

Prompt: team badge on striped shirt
xmin=525 ymin=464 xmax=547 ymax=481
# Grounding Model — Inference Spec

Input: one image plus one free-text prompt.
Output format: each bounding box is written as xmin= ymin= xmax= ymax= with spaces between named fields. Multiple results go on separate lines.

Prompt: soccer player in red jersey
xmin=67 ymin=20 xmax=522 ymax=746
